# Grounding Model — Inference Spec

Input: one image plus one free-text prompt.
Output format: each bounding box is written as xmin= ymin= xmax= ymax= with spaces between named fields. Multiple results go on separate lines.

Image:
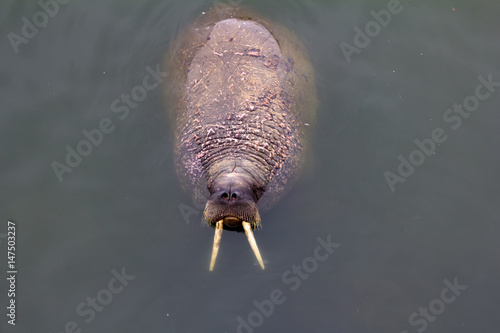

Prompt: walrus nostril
xmin=221 ymin=192 xmax=229 ymax=200
xmin=231 ymin=193 xmax=238 ymax=200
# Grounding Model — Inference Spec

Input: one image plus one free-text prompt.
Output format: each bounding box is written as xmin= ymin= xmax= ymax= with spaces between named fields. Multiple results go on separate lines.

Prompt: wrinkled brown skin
xmin=166 ymin=7 xmax=317 ymax=231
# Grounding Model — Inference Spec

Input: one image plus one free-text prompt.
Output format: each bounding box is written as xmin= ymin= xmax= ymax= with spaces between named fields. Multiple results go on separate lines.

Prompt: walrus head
xmin=204 ymin=172 xmax=265 ymax=271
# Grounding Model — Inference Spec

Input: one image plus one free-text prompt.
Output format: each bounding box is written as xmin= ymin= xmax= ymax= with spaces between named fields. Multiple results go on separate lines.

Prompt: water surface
xmin=1 ymin=0 xmax=499 ymax=332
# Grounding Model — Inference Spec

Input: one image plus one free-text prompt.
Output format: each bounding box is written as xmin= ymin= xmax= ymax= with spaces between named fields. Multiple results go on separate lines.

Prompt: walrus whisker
xmin=242 ymin=221 xmax=265 ymax=270
xmin=209 ymin=220 xmax=224 ymax=271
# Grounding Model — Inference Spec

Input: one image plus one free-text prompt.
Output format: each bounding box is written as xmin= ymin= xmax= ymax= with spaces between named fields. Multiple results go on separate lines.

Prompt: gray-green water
xmin=1 ymin=0 xmax=499 ymax=332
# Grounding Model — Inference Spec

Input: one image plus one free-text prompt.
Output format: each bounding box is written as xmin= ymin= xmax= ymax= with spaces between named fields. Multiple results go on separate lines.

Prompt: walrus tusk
xmin=209 ymin=220 xmax=224 ymax=271
xmin=242 ymin=221 xmax=265 ymax=270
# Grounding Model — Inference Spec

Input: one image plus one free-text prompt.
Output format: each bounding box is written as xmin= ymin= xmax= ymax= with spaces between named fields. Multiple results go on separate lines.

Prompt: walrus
xmin=166 ymin=6 xmax=317 ymax=270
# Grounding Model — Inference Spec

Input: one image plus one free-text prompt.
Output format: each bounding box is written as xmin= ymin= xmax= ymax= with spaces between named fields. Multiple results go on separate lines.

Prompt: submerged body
xmin=167 ymin=7 xmax=317 ymax=269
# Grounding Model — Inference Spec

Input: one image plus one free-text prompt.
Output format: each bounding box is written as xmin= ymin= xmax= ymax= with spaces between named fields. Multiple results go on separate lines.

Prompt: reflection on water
xmin=1 ymin=0 xmax=499 ymax=332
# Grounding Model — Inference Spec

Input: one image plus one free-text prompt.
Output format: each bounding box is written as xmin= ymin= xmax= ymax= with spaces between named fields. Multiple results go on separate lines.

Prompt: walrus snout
xmin=204 ymin=172 xmax=265 ymax=270
xmin=204 ymin=172 xmax=261 ymax=230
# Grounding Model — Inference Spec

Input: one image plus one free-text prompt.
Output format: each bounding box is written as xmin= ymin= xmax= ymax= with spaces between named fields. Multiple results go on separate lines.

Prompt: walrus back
xmin=166 ymin=7 xmax=317 ymax=209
